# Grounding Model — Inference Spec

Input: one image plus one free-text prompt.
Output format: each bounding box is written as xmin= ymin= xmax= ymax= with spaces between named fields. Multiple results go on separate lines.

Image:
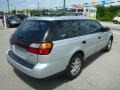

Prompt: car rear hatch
xmin=10 ymin=20 xmax=49 ymax=65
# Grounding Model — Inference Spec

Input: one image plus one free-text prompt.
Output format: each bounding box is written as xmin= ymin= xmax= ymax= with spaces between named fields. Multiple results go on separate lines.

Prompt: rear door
xmin=51 ymin=20 xmax=98 ymax=59
xmin=78 ymin=20 xmax=98 ymax=58
xmin=88 ymin=20 xmax=108 ymax=51
xmin=10 ymin=20 xmax=49 ymax=65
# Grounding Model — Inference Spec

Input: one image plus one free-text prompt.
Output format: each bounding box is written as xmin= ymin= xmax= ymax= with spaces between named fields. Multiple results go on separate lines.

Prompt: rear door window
xmin=78 ymin=20 xmax=103 ymax=35
xmin=88 ymin=20 xmax=103 ymax=33
xmin=13 ymin=20 xmax=49 ymax=43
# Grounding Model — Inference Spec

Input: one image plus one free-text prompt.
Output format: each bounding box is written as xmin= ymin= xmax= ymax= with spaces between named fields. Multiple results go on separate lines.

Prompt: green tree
xmin=97 ymin=5 xmax=120 ymax=21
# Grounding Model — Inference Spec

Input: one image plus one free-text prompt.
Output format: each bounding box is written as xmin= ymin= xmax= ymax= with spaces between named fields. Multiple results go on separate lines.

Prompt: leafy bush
xmin=101 ymin=15 xmax=112 ymax=21
xmin=97 ymin=5 xmax=120 ymax=21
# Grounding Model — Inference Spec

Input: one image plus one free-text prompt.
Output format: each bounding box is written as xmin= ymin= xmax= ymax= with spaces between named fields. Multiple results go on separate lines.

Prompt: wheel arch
xmin=65 ymin=50 xmax=84 ymax=79
xmin=73 ymin=50 xmax=84 ymax=60
xmin=69 ymin=50 xmax=85 ymax=64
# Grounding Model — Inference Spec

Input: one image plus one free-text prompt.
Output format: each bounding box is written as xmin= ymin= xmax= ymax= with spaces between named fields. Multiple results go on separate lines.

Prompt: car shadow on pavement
xmin=82 ymin=51 xmax=106 ymax=69
xmin=14 ymin=69 xmax=68 ymax=90
xmin=14 ymin=51 xmax=106 ymax=90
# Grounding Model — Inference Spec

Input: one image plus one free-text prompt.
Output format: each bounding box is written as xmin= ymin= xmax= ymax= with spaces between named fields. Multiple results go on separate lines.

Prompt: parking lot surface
xmin=100 ymin=21 xmax=120 ymax=30
xmin=0 ymin=19 xmax=3 ymax=29
xmin=0 ymin=22 xmax=120 ymax=90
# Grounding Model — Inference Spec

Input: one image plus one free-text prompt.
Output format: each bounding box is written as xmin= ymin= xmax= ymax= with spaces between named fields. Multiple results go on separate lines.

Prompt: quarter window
xmin=52 ymin=20 xmax=80 ymax=40
xmin=79 ymin=20 xmax=91 ymax=36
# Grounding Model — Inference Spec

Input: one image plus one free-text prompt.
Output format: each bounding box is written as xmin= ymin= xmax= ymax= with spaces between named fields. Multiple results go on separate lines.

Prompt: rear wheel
xmin=113 ymin=20 xmax=118 ymax=24
xmin=8 ymin=23 xmax=12 ymax=28
xmin=65 ymin=53 xmax=83 ymax=80
xmin=105 ymin=38 xmax=112 ymax=51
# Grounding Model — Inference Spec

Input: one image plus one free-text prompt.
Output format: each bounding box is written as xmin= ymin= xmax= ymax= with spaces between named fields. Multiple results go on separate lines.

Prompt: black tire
xmin=105 ymin=38 xmax=113 ymax=52
xmin=114 ymin=20 xmax=118 ymax=24
xmin=8 ymin=24 xmax=12 ymax=28
xmin=65 ymin=53 xmax=83 ymax=80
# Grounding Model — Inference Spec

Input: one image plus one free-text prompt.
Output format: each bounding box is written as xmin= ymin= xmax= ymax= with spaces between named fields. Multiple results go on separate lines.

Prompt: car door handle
xmin=82 ymin=40 xmax=86 ymax=44
xmin=98 ymin=36 xmax=101 ymax=39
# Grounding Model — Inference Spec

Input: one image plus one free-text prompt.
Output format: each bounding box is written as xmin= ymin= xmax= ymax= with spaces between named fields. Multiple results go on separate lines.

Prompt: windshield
xmin=12 ymin=20 xmax=49 ymax=43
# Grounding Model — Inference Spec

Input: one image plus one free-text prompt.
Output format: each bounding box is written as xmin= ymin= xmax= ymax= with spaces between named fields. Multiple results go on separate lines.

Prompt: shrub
xmin=101 ymin=15 xmax=112 ymax=21
xmin=97 ymin=5 xmax=120 ymax=21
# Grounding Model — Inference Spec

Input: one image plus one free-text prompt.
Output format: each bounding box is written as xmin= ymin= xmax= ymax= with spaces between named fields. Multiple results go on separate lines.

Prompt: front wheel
xmin=65 ymin=53 xmax=83 ymax=80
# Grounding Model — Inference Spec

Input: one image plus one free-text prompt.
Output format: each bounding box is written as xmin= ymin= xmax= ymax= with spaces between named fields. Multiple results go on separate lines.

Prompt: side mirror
xmin=102 ymin=27 xmax=110 ymax=32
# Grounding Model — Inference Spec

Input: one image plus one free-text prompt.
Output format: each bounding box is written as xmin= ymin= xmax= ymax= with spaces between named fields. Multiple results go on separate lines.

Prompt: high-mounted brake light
xmin=27 ymin=42 xmax=53 ymax=55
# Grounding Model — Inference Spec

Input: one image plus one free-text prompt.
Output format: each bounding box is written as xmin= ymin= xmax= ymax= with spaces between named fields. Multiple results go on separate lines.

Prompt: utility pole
xmin=3 ymin=11 xmax=7 ymax=29
xmin=63 ymin=0 xmax=66 ymax=13
xmin=26 ymin=0 xmax=29 ymax=16
xmin=38 ymin=2 xmax=40 ymax=11
xmin=6 ymin=0 xmax=11 ymax=15
xmin=38 ymin=2 xmax=40 ymax=14
xmin=14 ymin=0 xmax=17 ymax=14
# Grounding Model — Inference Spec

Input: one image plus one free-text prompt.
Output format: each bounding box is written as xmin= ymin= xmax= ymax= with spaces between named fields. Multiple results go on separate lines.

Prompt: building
xmin=68 ymin=4 xmax=97 ymax=19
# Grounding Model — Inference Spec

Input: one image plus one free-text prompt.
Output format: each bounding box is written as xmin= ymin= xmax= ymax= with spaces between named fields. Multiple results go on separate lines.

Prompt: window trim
xmin=88 ymin=20 xmax=104 ymax=34
xmin=49 ymin=19 xmax=104 ymax=41
xmin=50 ymin=20 xmax=82 ymax=41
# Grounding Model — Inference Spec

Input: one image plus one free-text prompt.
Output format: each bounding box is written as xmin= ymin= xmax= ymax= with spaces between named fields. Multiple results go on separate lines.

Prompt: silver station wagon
xmin=7 ymin=16 xmax=113 ymax=79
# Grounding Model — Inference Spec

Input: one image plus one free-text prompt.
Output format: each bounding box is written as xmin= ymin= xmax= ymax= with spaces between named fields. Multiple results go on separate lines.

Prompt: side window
xmin=78 ymin=20 xmax=103 ymax=36
xmin=70 ymin=21 xmax=80 ymax=37
xmin=52 ymin=20 xmax=80 ymax=40
xmin=79 ymin=20 xmax=91 ymax=36
xmin=89 ymin=20 xmax=103 ymax=33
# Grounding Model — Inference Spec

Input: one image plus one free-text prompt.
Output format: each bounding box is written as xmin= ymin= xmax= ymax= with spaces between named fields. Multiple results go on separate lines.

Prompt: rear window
xmin=8 ymin=16 xmax=21 ymax=20
xmin=13 ymin=20 xmax=49 ymax=43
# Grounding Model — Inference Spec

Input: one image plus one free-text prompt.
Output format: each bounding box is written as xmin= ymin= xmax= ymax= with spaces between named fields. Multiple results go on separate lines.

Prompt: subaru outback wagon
xmin=7 ymin=16 xmax=113 ymax=79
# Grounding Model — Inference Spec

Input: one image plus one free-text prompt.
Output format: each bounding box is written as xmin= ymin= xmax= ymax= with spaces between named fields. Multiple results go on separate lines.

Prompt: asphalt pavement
xmin=0 ymin=22 xmax=120 ymax=90
xmin=100 ymin=21 xmax=120 ymax=30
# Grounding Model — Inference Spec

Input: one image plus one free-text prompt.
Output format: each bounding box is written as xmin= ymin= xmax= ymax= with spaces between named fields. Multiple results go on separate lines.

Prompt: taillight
xmin=27 ymin=47 xmax=38 ymax=54
xmin=27 ymin=42 xmax=53 ymax=55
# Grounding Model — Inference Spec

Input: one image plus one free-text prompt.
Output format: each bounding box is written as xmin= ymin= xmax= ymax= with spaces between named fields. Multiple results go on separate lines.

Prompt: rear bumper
xmin=112 ymin=20 xmax=116 ymax=21
xmin=8 ymin=22 xmax=21 ymax=26
xmin=112 ymin=20 xmax=120 ymax=23
xmin=6 ymin=50 xmax=58 ymax=78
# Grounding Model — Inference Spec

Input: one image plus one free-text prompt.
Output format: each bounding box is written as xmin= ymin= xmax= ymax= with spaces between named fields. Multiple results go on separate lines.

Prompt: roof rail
xmin=33 ymin=12 xmax=83 ymax=17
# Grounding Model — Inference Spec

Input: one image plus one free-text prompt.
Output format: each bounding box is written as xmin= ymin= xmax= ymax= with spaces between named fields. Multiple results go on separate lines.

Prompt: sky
xmin=0 ymin=0 xmax=84 ymax=11
xmin=0 ymin=0 xmax=120 ymax=11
